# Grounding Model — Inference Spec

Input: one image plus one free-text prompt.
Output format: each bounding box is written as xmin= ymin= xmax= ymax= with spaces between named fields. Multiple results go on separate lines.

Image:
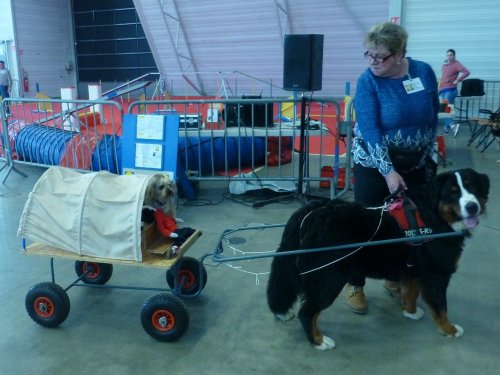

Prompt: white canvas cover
xmin=18 ymin=166 xmax=155 ymax=262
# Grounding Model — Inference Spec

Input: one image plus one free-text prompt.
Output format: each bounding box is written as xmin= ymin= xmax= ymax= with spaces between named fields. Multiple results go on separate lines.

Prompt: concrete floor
xmin=1 ymin=128 xmax=499 ymax=375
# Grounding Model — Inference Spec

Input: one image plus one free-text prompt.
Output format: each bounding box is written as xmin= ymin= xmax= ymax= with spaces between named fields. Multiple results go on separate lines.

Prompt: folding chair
xmin=471 ymin=107 xmax=500 ymax=152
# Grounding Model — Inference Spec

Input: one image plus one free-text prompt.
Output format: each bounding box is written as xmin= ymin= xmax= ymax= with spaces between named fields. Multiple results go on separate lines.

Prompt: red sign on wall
xmin=390 ymin=16 xmax=400 ymax=25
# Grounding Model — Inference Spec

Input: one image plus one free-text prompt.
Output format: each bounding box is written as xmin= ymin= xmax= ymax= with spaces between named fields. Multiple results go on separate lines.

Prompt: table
xmin=177 ymin=123 xmax=329 ymax=137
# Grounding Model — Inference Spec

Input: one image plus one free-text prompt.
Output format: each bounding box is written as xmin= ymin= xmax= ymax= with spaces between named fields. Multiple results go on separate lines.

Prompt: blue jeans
xmin=439 ymin=88 xmax=457 ymax=130
xmin=0 ymin=85 xmax=10 ymax=114
xmin=439 ymin=88 xmax=458 ymax=105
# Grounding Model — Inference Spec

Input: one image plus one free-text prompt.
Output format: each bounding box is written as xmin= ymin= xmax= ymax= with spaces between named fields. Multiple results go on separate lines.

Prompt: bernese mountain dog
xmin=267 ymin=168 xmax=490 ymax=350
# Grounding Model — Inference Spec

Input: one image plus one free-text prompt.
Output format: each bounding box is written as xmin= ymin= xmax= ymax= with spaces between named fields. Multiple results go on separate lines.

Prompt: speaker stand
xmin=296 ymin=93 xmax=308 ymax=198
xmin=253 ymin=94 xmax=324 ymax=208
xmin=295 ymin=94 xmax=330 ymax=203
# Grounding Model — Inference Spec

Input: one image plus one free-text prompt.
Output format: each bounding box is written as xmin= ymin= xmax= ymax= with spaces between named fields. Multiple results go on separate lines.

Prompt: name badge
xmin=402 ymin=77 xmax=425 ymax=94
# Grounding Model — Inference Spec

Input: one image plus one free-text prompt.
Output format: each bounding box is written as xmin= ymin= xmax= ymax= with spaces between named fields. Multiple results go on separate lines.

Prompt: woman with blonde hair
xmin=346 ymin=22 xmax=439 ymax=314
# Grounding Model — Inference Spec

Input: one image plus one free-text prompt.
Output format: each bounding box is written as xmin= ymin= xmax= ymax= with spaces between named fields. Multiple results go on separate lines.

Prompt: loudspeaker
xmin=241 ymin=95 xmax=274 ymax=127
xmin=223 ymin=104 xmax=244 ymax=127
xmin=223 ymin=100 xmax=274 ymax=127
xmin=283 ymin=34 xmax=324 ymax=92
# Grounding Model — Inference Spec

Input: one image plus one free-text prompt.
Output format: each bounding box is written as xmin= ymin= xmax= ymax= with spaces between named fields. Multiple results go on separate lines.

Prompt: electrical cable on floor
xmin=221 ymin=234 xmax=274 ymax=286
xmin=181 ymin=195 xmax=226 ymax=207
xmin=225 ymin=190 xmax=296 ymax=207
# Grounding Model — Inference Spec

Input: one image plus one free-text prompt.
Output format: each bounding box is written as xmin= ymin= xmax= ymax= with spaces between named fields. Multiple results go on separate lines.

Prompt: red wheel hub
xmin=151 ymin=310 xmax=175 ymax=332
xmin=83 ymin=262 xmax=101 ymax=279
xmin=34 ymin=296 xmax=55 ymax=318
xmin=178 ymin=270 xmax=195 ymax=289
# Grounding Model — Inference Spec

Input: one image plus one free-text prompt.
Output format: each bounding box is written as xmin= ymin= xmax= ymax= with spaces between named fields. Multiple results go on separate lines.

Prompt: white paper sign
xmin=135 ymin=143 xmax=163 ymax=169
xmin=136 ymin=115 xmax=164 ymax=140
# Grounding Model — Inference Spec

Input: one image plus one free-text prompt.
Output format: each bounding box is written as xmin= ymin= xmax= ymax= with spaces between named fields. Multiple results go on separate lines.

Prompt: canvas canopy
xmin=18 ymin=166 xmax=156 ymax=262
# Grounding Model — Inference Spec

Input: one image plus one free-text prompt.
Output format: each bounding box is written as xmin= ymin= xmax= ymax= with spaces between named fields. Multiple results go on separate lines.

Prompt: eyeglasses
xmin=364 ymin=51 xmax=393 ymax=64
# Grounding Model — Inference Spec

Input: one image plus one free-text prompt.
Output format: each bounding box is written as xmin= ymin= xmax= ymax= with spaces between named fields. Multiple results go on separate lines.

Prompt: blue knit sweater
xmin=352 ymin=58 xmax=439 ymax=176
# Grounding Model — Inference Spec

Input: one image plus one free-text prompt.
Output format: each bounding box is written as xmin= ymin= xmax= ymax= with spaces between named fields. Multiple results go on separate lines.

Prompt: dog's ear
xmin=460 ymin=168 xmax=490 ymax=199
xmin=169 ymin=179 xmax=177 ymax=194
xmin=428 ymin=170 xmax=453 ymax=205
xmin=476 ymin=171 xmax=490 ymax=199
xmin=162 ymin=175 xmax=176 ymax=195
xmin=143 ymin=185 xmax=153 ymax=206
xmin=472 ymin=171 xmax=490 ymax=211
xmin=144 ymin=175 xmax=160 ymax=206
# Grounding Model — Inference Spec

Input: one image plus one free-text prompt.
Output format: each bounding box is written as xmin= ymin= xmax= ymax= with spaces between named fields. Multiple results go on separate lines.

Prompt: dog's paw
xmin=274 ymin=311 xmax=295 ymax=321
xmin=313 ymin=336 xmax=336 ymax=350
xmin=169 ymin=232 xmax=179 ymax=238
xmin=402 ymin=307 xmax=424 ymax=320
xmin=440 ymin=324 xmax=464 ymax=338
xmin=175 ymin=217 xmax=184 ymax=223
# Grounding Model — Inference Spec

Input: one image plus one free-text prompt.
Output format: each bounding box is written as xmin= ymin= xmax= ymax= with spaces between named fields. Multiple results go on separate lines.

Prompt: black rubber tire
xmin=166 ymin=256 xmax=207 ymax=295
xmin=74 ymin=261 xmax=113 ymax=285
xmin=141 ymin=294 xmax=189 ymax=342
xmin=25 ymin=282 xmax=70 ymax=328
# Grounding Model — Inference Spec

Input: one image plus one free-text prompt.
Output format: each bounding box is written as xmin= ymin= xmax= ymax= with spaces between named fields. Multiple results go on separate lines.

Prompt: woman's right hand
xmin=384 ymin=171 xmax=407 ymax=194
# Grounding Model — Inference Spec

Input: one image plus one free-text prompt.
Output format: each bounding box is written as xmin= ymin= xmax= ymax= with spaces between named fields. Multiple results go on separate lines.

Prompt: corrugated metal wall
xmin=0 ymin=1 xmax=13 ymax=38
xmin=12 ymin=0 xmax=76 ymax=97
xmin=0 ymin=1 xmax=17 ymax=96
xmin=403 ymin=0 xmax=500 ymax=81
xmin=133 ymin=0 xmax=390 ymax=97
xmin=6 ymin=1 xmax=499 ymax=100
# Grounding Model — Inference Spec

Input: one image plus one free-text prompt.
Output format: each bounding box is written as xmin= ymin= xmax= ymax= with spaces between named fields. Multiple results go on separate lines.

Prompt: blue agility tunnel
xmin=177 ymin=136 xmax=267 ymax=174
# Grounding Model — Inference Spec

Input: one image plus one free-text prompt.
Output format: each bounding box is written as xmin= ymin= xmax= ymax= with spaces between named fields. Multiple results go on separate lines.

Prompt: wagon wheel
xmin=141 ymin=294 xmax=189 ymax=342
xmin=25 ymin=282 xmax=70 ymax=328
xmin=166 ymin=256 xmax=207 ymax=295
xmin=74 ymin=261 xmax=113 ymax=285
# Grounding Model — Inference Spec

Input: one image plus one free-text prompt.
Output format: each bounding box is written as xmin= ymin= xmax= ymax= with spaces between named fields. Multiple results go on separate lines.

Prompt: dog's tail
xmin=267 ymin=249 xmax=301 ymax=316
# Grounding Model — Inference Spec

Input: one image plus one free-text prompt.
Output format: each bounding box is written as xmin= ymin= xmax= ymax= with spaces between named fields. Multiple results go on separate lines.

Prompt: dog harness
xmin=387 ymin=197 xmax=433 ymax=239
xmin=385 ymin=195 xmax=434 ymax=271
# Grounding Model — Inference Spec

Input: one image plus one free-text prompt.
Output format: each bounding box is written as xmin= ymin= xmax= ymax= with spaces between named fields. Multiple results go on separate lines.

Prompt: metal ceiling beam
xmin=274 ymin=0 xmax=292 ymax=47
xmin=159 ymin=0 xmax=205 ymax=95
xmin=336 ymin=0 xmax=367 ymax=35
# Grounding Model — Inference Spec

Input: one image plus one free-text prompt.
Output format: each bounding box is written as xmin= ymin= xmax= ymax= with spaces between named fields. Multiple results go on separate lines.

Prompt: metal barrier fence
xmin=0 ymin=98 xmax=123 ymax=183
xmin=128 ymin=97 xmax=351 ymax=198
xmin=1 ymin=95 xmax=352 ymax=198
xmin=2 ymin=79 xmax=499 ymax=196
xmin=454 ymin=80 xmax=500 ymax=122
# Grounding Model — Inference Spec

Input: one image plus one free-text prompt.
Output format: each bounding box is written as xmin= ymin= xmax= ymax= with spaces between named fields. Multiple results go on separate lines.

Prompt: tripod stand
xmin=296 ymin=93 xmax=309 ymax=197
xmin=251 ymin=93 xmax=316 ymax=207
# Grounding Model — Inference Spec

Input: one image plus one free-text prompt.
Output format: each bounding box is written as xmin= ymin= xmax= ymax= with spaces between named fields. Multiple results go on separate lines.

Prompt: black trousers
xmin=349 ymin=163 xmax=430 ymax=287
xmin=353 ymin=163 xmax=429 ymax=206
